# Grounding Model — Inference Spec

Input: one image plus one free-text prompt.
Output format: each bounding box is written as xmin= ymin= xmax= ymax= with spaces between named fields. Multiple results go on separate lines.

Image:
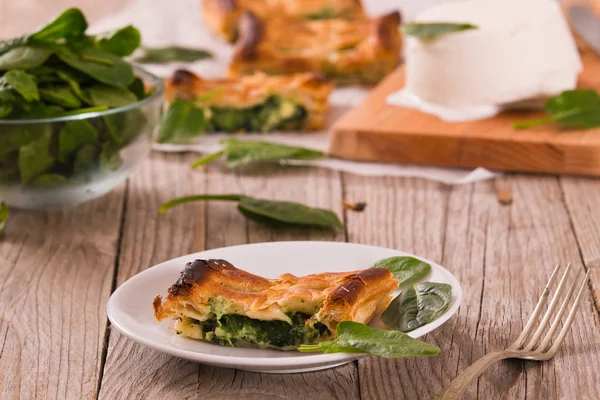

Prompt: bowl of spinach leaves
xmin=0 ymin=8 xmax=163 ymax=209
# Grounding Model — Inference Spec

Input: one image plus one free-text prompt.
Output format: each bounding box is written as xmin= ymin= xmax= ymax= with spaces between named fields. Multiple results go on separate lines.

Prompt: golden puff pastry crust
xmin=202 ymin=0 xmax=366 ymax=42
xmin=153 ymin=259 xmax=398 ymax=341
xmin=229 ymin=11 xmax=403 ymax=85
xmin=164 ymin=69 xmax=334 ymax=130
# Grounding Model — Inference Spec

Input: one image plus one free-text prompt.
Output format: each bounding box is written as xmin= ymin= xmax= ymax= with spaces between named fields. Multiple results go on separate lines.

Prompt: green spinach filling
xmin=196 ymin=312 xmax=329 ymax=349
xmin=208 ymin=96 xmax=307 ymax=133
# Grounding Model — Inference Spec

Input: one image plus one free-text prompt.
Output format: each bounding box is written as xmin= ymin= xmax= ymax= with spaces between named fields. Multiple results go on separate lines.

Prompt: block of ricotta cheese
xmin=403 ymin=0 xmax=582 ymax=109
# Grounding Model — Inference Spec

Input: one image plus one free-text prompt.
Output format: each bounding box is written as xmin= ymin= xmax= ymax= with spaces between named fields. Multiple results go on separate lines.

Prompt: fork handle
xmin=435 ymin=350 xmax=519 ymax=400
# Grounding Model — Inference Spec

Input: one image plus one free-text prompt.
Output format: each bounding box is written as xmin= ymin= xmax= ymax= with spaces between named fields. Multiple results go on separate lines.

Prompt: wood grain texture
xmin=0 ymin=188 xmax=126 ymax=400
xmin=559 ymin=176 xmax=600 ymax=313
xmin=343 ymin=175 xmax=600 ymax=399
xmin=330 ymin=50 xmax=600 ymax=176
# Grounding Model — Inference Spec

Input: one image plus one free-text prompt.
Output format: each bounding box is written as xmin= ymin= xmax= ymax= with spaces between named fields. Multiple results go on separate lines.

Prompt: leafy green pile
xmin=0 ymin=8 xmax=152 ymax=187
xmin=158 ymin=96 xmax=308 ymax=143
xmin=0 ymin=201 xmax=7 ymax=234
xmin=513 ymin=89 xmax=600 ymax=130
xmin=159 ymin=194 xmax=343 ymax=229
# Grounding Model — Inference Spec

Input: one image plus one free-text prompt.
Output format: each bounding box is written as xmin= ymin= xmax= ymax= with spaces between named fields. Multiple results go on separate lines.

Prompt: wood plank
xmin=98 ymin=153 xmax=204 ymax=400
xmin=98 ymin=156 xmax=359 ymax=399
xmin=343 ymin=175 xmax=600 ymax=399
xmin=330 ymin=50 xmax=600 ymax=176
xmin=559 ymin=176 xmax=600 ymax=313
xmin=0 ymin=187 xmax=126 ymax=399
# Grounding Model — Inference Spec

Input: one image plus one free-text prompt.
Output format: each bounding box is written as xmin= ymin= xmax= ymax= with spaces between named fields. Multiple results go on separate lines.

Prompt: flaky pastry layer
xmin=229 ymin=11 xmax=402 ymax=85
xmin=153 ymin=259 xmax=398 ymax=335
xmin=202 ymin=0 xmax=366 ymax=42
xmin=164 ymin=69 xmax=334 ymax=130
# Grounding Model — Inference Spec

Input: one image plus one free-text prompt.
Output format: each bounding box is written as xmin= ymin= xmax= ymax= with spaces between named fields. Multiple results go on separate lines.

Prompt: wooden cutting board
xmin=329 ymin=48 xmax=600 ymax=176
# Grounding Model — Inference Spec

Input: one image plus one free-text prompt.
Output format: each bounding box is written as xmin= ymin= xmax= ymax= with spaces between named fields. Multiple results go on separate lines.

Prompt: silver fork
xmin=436 ymin=263 xmax=590 ymax=400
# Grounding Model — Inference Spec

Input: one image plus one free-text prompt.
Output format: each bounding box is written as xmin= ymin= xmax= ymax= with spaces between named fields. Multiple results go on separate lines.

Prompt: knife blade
xmin=568 ymin=4 xmax=600 ymax=55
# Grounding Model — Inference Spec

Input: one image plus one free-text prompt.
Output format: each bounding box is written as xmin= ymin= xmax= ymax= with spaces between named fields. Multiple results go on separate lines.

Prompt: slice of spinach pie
xmin=153 ymin=259 xmax=398 ymax=350
xmin=164 ymin=69 xmax=334 ymax=133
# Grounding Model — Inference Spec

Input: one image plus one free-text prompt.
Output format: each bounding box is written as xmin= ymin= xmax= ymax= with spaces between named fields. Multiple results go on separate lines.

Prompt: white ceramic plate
xmin=107 ymin=241 xmax=462 ymax=373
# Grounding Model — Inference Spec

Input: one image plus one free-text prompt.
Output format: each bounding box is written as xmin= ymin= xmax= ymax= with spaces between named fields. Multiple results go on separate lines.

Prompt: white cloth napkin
xmin=90 ymin=0 xmax=496 ymax=184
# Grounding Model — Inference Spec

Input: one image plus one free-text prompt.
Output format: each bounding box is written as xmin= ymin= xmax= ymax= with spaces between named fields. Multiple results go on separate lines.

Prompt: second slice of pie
xmin=229 ymin=11 xmax=403 ymax=85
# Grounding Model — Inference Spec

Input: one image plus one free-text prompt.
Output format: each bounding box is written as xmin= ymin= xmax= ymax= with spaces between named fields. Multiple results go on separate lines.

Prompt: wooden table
xmin=2 ymin=2 xmax=600 ymax=399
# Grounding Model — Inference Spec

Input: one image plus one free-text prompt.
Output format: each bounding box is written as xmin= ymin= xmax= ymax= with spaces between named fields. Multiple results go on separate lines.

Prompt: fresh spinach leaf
xmin=381 ymin=282 xmax=453 ymax=332
xmin=30 ymin=173 xmax=68 ymax=187
xmin=56 ymin=70 xmax=90 ymax=103
xmin=73 ymin=143 xmax=100 ymax=175
xmin=297 ymin=321 xmax=440 ymax=358
xmin=513 ymin=89 xmax=600 ymax=130
xmin=0 ymin=104 xmax=12 ymax=118
xmin=3 ymin=69 xmax=39 ymax=101
xmin=135 ymin=46 xmax=212 ymax=64
xmin=191 ymin=139 xmax=325 ymax=168
xmin=0 ymin=124 xmax=46 ymax=157
xmin=0 ymin=46 xmax=53 ymax=70
xmin=29 ymin=8 xmax=87 ymax=43
xmin=56 ymin=47 xmax=134 ymax=88
xmin=95 ymin=25 xmax=141 ymax=57
xmin=158 ymin=194 xmax=343 ymax=229
xmin=128 ymin=77 xmax=145 ymax=100
xmin=85 ymin=85 xmax=138 ymax=107
xmin=19 ymin=129 xmax=55 ymax=184
xmin=238 ymin=196 xmax=343 ymax=228
xmin=58 ymin=120 xmax=99 ymax=162
xmin=0 ymin=201 xmax=7 ymax=234
xmin=39 ymin=86 xmax=82 ymax=109
xmin=99 ymin=142 xmax=122 ymax=171
xmin=402 ymin=22 xmax=478 ymax=39
xmin=374 ymin=256 xmax=431 ymax=286
xmin=157 ymin=99 xmax=206 ymax=143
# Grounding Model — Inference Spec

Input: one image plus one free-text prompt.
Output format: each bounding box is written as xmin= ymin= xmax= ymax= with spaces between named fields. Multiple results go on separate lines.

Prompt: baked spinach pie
xmin=228 ymin=10 xmax=403 ymax=85
xmin=202 ymin=0 xmax=365 ymax=42
xmin=153 ymin=259 xmax=399 ymax=349
xmin=164 ymin=69 xmax=334 ymax=132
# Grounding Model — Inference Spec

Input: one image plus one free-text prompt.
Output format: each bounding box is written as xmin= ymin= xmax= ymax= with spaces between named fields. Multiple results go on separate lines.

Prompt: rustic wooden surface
xmin=2 ymin=2 xmax=600 ymax=400
xmin=330 ymin=48 xmax=600 ymax=177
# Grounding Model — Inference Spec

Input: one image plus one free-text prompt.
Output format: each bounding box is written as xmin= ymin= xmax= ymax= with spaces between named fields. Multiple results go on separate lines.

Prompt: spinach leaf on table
xmin=158 ymin=194 xmax=343 ymax=229
xmin=0 ymin=201 xmax=7 ymax=234
xmin=381 ymin=282 xmax=453 ymax=332
xmin=374 ymin=256 xmax=432 ymax=286
xmin=134 ymin=46 xmax=212 ymax=64
xmin=513 ymin=89 xmax=600 ymax=130
xmin=191 ymin=139 xmax=325 ymax=168
xmin=3 ymin=70 xmax=39 ymax=101
xmin=297 ymin=321 xmax=440 ymax=358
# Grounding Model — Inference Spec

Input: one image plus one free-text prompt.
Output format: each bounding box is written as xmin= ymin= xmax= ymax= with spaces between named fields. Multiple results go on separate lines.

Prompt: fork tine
xmin=547 ymin=270 xmax=590 ymax=355
xmin=536 ymin=267 xmax=583 ymax=352
xmin=512 ymin=264 xmax=563 ymax=349
xmin=522 ymin=263 xmax=573 ymax=351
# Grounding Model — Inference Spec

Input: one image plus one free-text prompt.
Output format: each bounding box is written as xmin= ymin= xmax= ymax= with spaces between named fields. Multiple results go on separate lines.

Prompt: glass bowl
xmin=0 ymin=67 xmax=163 ymax=210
